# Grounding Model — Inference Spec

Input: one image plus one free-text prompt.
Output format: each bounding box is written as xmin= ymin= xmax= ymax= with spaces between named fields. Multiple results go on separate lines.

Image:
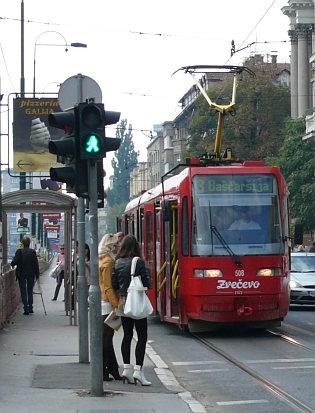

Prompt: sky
xmin=0 ymin=0 xmax=292 ymax=186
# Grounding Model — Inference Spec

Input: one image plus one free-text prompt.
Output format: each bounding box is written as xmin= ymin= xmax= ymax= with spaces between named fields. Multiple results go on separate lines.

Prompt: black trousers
xmin=102 ymin=314 xmax=119 ymax=370
xmin=18 ymin=275 xmax=35 ymax=311
xmin=121 ymin=316 xmax=148 ymax=366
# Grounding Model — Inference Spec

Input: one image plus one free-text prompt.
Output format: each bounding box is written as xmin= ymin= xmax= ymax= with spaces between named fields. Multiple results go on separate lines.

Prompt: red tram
xmin=118 ymin=66 xmax=298 ymax=331
xmin=121 ymin=160 xmax=292 ymax=331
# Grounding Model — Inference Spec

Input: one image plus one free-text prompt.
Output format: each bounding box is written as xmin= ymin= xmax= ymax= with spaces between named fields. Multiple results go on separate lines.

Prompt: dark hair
xmin=115 ymin=234 xmax=141 ymax=259
xmin=85 ymin=243 xmax=90 ymax=261
xmin=22 ymin=237 xmax=31 ymax=247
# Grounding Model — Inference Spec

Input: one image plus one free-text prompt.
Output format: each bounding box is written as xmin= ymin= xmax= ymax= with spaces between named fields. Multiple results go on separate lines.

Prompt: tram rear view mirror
xmin=162 ymin=199 xmax=171 ymax=221
xmin=294 ymin=224 xmax=303 ymax=245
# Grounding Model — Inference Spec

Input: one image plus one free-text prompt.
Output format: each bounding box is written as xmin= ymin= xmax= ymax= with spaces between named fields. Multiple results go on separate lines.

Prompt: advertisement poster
xmin=13 ymin=98 xmax=64 ymax=172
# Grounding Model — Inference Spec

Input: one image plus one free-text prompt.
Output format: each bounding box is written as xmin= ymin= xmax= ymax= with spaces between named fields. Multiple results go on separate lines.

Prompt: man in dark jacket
xmin=11 ymin=237 xmax=39 ymax=315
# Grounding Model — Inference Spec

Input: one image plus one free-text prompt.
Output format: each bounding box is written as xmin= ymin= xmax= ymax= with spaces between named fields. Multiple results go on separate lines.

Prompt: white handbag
xmin=123 ymin=257 xmax=153 ymax=319
xmin=49 ymin=261 xmax=63 ymax=279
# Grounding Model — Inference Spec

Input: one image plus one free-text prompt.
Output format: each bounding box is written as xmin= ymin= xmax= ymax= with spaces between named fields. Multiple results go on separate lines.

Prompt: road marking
xmin=173 ymin=360 xmax=225 ymax=365
xmin=245 ymin=358 xmax=315 ymax=363
xmin=217 ymin=400 xmax=269 ymax=406
xmin=145 ymin=344 xmax=207 ymax=413
xmin=272 ymin=365 xmax=315 ymax=370
xmin=188 ymin=368 xmax=229 ymax=373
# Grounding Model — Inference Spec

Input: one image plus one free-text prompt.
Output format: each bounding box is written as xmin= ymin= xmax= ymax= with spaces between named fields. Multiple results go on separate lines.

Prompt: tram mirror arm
xmin=210 ymin=225 xmax=242 ymax=267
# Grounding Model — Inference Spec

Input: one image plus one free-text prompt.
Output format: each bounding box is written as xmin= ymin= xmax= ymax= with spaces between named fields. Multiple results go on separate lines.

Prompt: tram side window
xmin=182 ymin=196 xmax=188 ymax=256
xmin=267 ymin=196 xmax=281 ymax=243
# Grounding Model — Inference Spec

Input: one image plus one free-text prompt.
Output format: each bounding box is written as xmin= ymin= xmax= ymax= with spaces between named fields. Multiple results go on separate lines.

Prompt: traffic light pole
xmin=88 ymin=160 xmax=103 ymax=396
xmin=77 ymin=196 xmax=89 ymax=363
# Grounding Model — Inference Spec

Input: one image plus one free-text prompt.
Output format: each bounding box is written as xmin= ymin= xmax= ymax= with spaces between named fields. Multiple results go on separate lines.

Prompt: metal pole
xmin=19 ymin=0 xmax=26 ymax=243
xmin=76 ymin=73 xmax=89 ymax=363
xmin=78 ymin=197 xmax=89 ymax=362
xmin=88 ymin=161 xmax=103 ymax=396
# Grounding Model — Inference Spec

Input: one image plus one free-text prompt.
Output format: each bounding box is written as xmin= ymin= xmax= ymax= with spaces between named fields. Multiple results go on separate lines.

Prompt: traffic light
xmin=77 ymin=102 xmax=121 ymax=160
xmin=48 ymin=102 xmax=121 ymax=199
xmin=48 ymin=107 xmax=88 ymax=197
xmin=78 ymin=102 xmax=105 ymax=160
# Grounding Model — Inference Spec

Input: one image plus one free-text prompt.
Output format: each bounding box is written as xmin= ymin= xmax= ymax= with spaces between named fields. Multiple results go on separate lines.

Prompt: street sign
xmin=44 ymin=224 xmax=60 ymax=231
xmin=41 ymin=213 xmax=61 ymax=219
xmin=58 ymin=74 xmax=102 ymax=110
xmin=47 ymin=230 xmax=58 ymax=239
xmin=17 ymin=226 xmax=30 ymax=233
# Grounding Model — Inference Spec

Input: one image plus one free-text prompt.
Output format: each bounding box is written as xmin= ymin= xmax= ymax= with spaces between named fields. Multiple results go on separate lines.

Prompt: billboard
xmin=12 ymin=98 xmax=64 ymax=172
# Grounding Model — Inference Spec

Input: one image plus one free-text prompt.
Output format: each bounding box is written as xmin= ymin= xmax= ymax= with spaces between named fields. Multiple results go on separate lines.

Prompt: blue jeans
xmin=18 ymin=276 xmax=35 ymax=311
xmin=53 ymin=270 xmax=64 ymax=300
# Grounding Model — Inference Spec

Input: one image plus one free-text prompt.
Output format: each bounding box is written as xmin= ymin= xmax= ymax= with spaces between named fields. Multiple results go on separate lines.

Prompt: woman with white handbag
xmin=112 ymin=234 xmax=152 ymax=386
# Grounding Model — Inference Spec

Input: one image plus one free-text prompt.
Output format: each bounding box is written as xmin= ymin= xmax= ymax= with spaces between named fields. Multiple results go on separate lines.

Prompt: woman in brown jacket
xmin=98 ymin=233 xmax=122 ymax=381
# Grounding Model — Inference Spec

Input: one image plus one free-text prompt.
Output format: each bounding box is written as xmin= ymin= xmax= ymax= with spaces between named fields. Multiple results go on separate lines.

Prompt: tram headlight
xmin=194 ymin=269 xmax=223 ymax=278
xmin=256 ymin=268 xmax=282 ymax=276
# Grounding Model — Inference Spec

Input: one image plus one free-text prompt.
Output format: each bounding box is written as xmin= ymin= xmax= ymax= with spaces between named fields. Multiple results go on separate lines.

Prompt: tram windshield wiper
xmin=210 ymin=225 xmax=242 ymax=266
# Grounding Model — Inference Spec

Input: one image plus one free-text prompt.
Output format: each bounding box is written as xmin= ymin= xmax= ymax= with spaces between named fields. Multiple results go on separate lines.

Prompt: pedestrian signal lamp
xmin=78 ymin=102 xmax=121 ymax=160
xmin=79 ymin=103 xmax=104 ymax=160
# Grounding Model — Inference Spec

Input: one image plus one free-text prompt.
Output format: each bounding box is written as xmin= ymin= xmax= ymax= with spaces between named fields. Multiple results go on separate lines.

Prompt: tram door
xmin=162 ymin=200 xmax=179 ymax=320
xmin=143 ymin=204 xmax=157 ymax=313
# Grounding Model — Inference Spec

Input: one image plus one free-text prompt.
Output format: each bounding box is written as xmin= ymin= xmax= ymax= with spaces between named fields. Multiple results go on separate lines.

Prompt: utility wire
xmin=233 ymin=0 xmax=278 ymax=56
xmin=0 ymin=43 xmax=17 ymax=92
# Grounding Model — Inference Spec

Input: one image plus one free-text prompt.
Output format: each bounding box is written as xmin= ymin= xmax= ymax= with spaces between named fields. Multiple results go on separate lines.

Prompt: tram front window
xmin=191 ymin=174 xmax=282 ymax=256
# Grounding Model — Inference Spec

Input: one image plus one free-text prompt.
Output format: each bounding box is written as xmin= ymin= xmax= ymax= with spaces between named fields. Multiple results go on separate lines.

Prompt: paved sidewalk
xmin=0 ymin=260 xmax=203 ymax=413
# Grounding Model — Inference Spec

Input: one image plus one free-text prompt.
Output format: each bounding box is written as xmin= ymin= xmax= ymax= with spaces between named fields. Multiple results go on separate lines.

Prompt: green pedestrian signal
xmin=77 ymin=102 xmax=121 ymax=160
xmin=78 ymin=103 xmax=105 ymax=160
xmin=82 ymin=133 xmax=103 ymax=155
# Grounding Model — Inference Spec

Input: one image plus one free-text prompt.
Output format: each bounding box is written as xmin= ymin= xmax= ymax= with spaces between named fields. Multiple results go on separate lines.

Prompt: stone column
xmin=296 ymin=24 xmax=312 ymax=117
xmin=289 ymin=30 xmax=298 ymax=119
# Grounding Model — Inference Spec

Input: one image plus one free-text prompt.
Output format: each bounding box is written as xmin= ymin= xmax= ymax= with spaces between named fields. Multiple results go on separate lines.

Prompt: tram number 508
xmin=235 ymin=269 xmax=245 ymax=277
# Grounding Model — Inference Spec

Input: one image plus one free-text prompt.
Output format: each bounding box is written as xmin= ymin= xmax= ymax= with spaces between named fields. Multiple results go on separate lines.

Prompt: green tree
xmin=266 ymin=117 xmax=315 ymax=233
xmin=106 ymin=119 xmax=138 ymax=208
xmin=186 ymin=61 xmax=291 ymax=162
xmin=105 ymin=203 xmax=126 ymax=234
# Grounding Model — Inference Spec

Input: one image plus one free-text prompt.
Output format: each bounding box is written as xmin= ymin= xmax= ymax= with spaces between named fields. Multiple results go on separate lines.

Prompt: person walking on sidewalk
xmin=98 ymin=233 xmax=122 ymax=381
xmin=51 ymin=244 xmax=65 ymax=301
xmin=112 ymin=234 xmax=151 ymax=386
xmin=11 ymin=237 xmax=39 ymax=315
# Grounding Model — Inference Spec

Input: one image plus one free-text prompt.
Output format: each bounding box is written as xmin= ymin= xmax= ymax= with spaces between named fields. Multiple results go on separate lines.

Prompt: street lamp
xmin=33 ymin=31 xmax=87 ymax=97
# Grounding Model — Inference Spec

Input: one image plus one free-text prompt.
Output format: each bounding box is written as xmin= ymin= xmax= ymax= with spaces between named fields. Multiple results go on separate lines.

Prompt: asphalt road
xmin=146 ymin=309 xmax=315 ymax=413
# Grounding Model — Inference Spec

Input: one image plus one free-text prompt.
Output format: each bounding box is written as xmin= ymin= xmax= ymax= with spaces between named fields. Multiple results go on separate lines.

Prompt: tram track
xmin=266 ymin=328 xmax=315 ymax=353
xmin=192 ymin=332 xmax=315 ymax=413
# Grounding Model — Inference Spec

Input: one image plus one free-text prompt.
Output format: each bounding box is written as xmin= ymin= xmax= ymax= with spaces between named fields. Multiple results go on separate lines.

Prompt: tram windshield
xmin=191 ymin=174 xmax=283 ymax=256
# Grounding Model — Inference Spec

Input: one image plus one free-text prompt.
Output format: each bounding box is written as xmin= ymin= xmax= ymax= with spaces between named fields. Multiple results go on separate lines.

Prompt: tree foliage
xmin=266 ymin=117 xmax=315 ymax=233
xmin=105 ymin=203 xmax=126 ymax=234
xmin=106 ymin=119 xmax=138 ymax=208
xmin=186 ymin=62 xmax=291 ymax=162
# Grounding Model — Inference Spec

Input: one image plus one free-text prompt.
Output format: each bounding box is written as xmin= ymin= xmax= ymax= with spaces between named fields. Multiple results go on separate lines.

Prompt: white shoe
xmin=122 ymin=364 xmax=134 ymax=384
xmin=133 ymin=365 xmax=151 ymax=386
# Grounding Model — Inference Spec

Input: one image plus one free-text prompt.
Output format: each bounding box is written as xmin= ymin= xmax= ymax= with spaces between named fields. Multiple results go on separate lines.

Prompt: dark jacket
xmin=11 ymin=247 xmax=39 ymax=280
xmin=112 ymin=256 xmax=150 ymax=297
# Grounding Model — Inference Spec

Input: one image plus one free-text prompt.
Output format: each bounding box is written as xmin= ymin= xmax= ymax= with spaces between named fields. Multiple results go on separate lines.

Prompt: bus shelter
xmin=1 ymin=189 xmax=77 ymax=324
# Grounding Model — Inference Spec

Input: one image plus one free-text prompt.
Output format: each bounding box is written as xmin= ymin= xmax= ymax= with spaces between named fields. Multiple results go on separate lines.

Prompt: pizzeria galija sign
xmin=12 ymin=98 xmax=64 ymax=173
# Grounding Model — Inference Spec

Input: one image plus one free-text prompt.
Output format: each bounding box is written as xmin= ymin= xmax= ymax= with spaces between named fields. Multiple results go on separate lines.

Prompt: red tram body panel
xmin=121 ymin=161 xmax=291 ymax=331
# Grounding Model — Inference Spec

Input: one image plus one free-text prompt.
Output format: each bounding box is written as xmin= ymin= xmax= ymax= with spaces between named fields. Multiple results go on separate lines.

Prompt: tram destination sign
xmin=195 ymin=174 xmax=273 ymax=195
